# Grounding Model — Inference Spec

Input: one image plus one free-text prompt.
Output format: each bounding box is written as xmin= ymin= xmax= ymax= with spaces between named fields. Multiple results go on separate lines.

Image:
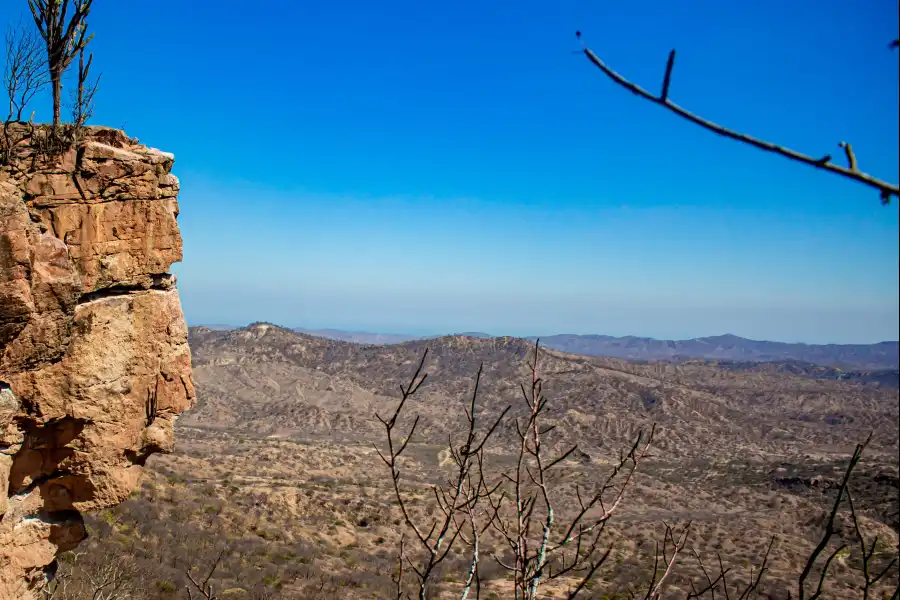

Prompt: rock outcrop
xmin=0 ymin=125 xmax=194 ymax=597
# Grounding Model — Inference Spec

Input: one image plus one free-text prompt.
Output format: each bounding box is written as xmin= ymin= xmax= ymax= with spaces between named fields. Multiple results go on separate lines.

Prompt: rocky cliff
xmin=0 ymin=125 xmax=194 ymax=597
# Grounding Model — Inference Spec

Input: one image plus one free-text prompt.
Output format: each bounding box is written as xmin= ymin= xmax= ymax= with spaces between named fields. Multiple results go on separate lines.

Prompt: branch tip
xmin=661 ymin=49 xmax=676 ymax=101
xmin=580 ymin=44 xmax=899 ymax=203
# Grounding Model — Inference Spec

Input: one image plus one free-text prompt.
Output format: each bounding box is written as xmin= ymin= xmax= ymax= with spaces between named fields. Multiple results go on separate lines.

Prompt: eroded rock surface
xmin=0 ymin=125 xmax=194 ymax=598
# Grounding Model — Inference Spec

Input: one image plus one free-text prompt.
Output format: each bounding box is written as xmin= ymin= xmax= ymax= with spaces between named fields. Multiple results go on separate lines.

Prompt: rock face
xmin=0 ymin=125 xmax=194 ymax=597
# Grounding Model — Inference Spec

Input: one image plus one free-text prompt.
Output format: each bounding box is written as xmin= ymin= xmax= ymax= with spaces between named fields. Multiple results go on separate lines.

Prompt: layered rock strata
xmin=0 ymin=125 xmax=194 ymax=597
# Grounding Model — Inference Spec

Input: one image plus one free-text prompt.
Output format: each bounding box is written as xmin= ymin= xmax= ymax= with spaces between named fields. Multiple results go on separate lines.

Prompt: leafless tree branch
xmin=28 ymin=0 xmax=94 ymax=128
xmin=71 ymin=44 xmax=100 ymax=134
xmin=795 ymin=434 xmax=870 ymax=600
xmin=846 ymin=483 xmax=899 ymax=600
xmin=4 ymin=21 xmax=47 ymax=123
xmin=377 ymin=351 xmax=510 ymax=600
xmin=686 ymin=535 xmax=776 ymax=600
xmin=2 ymin=21 xmax=47 ymax=165
xmin=484 ymin=340 xmax=656 ymax=599
xmin=639 ymin=521 xmax=692 ymax=599
xmin=185 ymin=547 xmax=227 ymax=600
xmin=575 ymin=32 xmax=900 ymax=205
xmin=381 ymin=338 xmax=897 ymax=599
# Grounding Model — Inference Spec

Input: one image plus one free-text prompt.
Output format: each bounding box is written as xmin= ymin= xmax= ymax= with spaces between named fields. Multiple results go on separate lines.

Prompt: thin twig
xmin=577 ymin=36 xmax=899 ymax=204
xmin=185 ymin=546 xmax=227 ymax=600
xmin=797 ymin=435 xmax=871 ymax=600
xmin=847 ymin=487 xmax=898 ymax=600
xmin=378 ymin=351 xmax=510 ymax=600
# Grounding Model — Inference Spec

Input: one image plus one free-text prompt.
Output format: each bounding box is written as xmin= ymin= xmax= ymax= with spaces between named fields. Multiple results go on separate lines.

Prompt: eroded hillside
xmin=49 ymin=323 xmax=898 ymax=598
xmin=186 ymin=324 xmax=899 ymax=460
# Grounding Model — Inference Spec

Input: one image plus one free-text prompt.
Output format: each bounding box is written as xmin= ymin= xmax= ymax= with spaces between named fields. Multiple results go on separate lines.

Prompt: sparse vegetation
xmin=3 ymin=19 xmax=45 ymax=123
xmin=377 ymin=340 xmax=899 ymax=598
xmin=2 ymin=0 xmax=100 ymax=166
xmin=6 ymin=4 xmax=895 ymax=597
xmin=48 ymin=327 xmax=899 ymax=598
xmin=27 ymin=0 xmax=94 ymax=129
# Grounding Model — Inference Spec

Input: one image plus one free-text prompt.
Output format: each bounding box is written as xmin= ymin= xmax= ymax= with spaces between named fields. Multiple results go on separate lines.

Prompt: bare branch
xmin=847 ymin=486 xmax=898 ymax=600
xmin=27 ymin=0 xmax=95 ymax=128
xmin=577 ymin=35 xmax=900 ymax=204
xmin=643 ymin=522 xmax=691 ymax=599
xmin=797 ymin=435 xmax=870 ymax=600
xmin=378 ymin=351 xmax=510 ymax=600
xmin=660 ymin=49 xmax=675 ymax=102
xmin=4 ymin=21 xmax=48 ymax=123
xmin=839 ymin=141 xmax=858 ymax=172
xmin=394 ymin=533 xmax=407 ymax=600
xmin=71 ymin=44 xmax=100 ymax=133
xmin=185 ymin=546 xmax=227 ymax=600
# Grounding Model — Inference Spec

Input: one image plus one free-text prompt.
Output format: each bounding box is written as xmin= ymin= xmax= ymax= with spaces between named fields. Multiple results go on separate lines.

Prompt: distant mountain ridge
xmin=292 ymin=328 xmax=421 ymax=345
xmin=192 ymin=325 xmax=898 ymax=370
xmin=185 ymin=323 xmax=900 ymax=454
xmin=533 ymin=333 xmax=899 ymax=370
xmin=287 ymin=328 xmax=491 ymax=345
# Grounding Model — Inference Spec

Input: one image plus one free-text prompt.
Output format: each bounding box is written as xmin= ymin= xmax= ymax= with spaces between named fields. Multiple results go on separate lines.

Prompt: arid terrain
xmin=287 ymin=328 xmax=900 ymax=372
xmin=534 ymin=334 xmax=899 ymax=371
xmin=51 ymin=324 xmax=900 ymax=599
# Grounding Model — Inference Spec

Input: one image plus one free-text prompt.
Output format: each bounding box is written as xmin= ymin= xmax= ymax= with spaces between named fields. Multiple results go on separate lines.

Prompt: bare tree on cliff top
xmin=71 ymin=43 xmax=99 ymax=135
xmin=574 ymin=29 xmax=899 ymax=205
xmin=4 ymin=20 xmax=47 ymax=123
xmin=27 ymin=0 xmax=93 ymax=129
xmin=2 ymin=20 xmax=47 ymax=164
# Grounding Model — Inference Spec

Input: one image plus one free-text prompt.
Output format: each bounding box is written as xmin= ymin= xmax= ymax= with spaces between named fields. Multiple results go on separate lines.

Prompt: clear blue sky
xmin=4 ymin=0 xmax=898 ymax=343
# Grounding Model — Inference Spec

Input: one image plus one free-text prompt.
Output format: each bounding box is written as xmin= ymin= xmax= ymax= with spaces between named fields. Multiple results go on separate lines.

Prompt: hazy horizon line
xmin=188 ymin=321 xmax=900 ymax=347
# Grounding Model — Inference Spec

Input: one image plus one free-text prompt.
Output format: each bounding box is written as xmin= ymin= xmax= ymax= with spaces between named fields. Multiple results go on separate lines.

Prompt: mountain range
xmin=186 ymin=323 xmax=900 ymax=454
xmin=533 ymin=333 xmax=899 ymax=370
xmin=198 ymin=325 xmax=898 ymax=370
xmin=130 ymin=322 xmax=898 ymax=597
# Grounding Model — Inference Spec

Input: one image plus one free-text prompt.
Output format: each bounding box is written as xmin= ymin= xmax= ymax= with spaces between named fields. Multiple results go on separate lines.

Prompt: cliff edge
xmin=0 ymin=125 xmax=194 ymax=597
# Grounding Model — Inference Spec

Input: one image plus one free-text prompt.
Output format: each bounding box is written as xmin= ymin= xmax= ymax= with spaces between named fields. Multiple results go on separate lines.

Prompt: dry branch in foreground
xmin=376 ymin=351 xmax=510 ymax=600
xmin=379 ymin=341 xmax=899 ymax=599
xmin=184 ymin=547 xmax=227 ymax=600
xmin=378 ymin=341 xmax=660 ymax=600
xmin=575 ymin=32 xmax=899 ymax=205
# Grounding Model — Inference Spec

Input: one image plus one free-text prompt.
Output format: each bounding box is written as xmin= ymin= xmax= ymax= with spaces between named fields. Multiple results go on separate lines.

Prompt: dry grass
xmin=51 ymin=325 xmax=899 ymax=599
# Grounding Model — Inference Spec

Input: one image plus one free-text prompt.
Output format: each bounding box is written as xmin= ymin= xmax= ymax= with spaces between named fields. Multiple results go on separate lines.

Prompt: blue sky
xmin=4 ymin=0 xmax=898 ymax=343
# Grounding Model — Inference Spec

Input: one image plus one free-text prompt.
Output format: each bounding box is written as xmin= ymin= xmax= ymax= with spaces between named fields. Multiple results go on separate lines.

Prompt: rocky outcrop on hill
xmin=0 ymin=125 xmax=194 ymax=597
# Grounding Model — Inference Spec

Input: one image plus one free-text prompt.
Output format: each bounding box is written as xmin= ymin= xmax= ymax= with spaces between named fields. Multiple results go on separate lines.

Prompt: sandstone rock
xmin=0 ymin=125 xmax=193 ymax=597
